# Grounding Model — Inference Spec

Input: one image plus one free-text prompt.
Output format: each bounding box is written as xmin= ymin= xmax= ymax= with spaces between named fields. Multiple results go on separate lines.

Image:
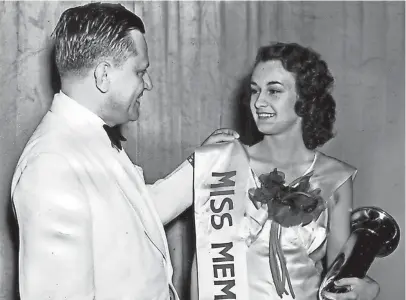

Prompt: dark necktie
xmin=103 ymin=124 xmax=127 ymax=151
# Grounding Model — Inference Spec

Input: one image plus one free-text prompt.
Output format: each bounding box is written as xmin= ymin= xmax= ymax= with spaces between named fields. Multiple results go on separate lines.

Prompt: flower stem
xmin=269 ymin=222 xmax=295 ymax=299
xmin=269 ymin=223 xmax=283 ymax=297
xmin=274 ymin=225 xmax=295 ymax=299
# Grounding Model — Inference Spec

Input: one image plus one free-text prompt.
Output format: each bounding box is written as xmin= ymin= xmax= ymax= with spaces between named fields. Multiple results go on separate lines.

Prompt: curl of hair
xmin=52 ymin=2 xmax=145 ymax=77
xmin=239 ymin=42 xmax=336 ymax=149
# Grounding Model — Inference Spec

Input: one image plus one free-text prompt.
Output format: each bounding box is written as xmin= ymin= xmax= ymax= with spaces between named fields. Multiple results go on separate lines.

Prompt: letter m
xmin=212 ymin=242 xmax=234 ymax=263
xmin=210 ymin=171 xmax=236 ymax=189
xmin=214 ymin=280 xmax=236 ymax=299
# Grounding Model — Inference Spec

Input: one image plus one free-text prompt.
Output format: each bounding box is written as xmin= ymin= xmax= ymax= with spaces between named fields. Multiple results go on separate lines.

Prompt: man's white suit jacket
xmin=11 ymin=92 xmax=193 ymax=300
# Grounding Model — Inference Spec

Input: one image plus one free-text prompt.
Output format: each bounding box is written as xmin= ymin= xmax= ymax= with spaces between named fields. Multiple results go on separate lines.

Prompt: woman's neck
xmin=248 ymin=134 xmax=316 ymax=183
xmin=256 ymin=131 xmax=314 ymax=165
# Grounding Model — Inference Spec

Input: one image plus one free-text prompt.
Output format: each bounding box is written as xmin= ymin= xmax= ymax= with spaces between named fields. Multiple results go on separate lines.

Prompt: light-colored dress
xmin=246 ymin=151 xmax=357 ymax=300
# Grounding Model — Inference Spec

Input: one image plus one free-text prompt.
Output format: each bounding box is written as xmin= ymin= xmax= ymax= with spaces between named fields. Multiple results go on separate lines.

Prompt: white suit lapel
xmin=108 ymin=149 xmax=167 ymax=258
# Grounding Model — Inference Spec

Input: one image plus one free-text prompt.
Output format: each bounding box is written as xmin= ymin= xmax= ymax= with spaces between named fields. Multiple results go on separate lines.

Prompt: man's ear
xmin=94 ymin=61 xmax=111 ymax=93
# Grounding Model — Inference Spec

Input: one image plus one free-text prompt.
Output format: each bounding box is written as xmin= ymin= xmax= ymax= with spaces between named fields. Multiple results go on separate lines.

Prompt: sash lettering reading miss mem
xmin=209 ymin=171 xmax=237 ymax=300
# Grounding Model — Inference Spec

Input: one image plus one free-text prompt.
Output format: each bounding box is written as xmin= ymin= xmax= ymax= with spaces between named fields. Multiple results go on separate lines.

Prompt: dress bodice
xmin=246 ymin=151 xmax=357 ymax=300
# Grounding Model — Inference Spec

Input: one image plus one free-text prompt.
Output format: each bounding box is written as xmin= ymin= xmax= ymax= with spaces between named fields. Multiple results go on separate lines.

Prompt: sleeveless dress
xmin=245 ymin=151 xmax=357 ymax=300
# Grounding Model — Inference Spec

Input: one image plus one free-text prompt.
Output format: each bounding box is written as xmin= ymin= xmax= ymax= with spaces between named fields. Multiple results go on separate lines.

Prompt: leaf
xmin=253 ymin=188 xmax=273 ymax=203
xmin=310 ymin=188 xmax=321 ymax=196
xmin=248 ymin=188 xmax=257 ymax=202
xmin=300 ymin=214 xmax=314 ymax=227
xmin=274 ymin=211 xmax=302 ymax=227
xmin=310 ymin=199 xmax=326 ymax=221
xmin=295 ymin=195 xmax=318 ymax=212
xmin=296 ymin=177 xmax=311 ymax=192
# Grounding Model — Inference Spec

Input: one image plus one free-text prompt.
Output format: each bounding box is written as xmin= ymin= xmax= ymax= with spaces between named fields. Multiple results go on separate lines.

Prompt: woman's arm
xmin=326 ymin=177 xmax=353 ymax=267
xmin=324 ymin=177 xmax=380 ymax=300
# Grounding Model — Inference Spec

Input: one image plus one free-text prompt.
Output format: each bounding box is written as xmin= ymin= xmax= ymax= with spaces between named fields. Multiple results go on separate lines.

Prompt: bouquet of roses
xmin=248 ymin=168 xmax=326 ymax=299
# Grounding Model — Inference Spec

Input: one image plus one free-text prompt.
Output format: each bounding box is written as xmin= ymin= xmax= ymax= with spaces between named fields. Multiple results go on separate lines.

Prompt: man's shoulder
xmin=25 ymin=114 xmax=76 ymax=153
xmin=16 ymin=112 xmax=82 ymax=174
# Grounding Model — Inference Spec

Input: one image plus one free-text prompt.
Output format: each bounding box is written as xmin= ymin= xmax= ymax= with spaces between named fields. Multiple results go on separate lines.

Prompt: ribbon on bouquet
xmin=193 ymin=141 xmax=251 ymax=300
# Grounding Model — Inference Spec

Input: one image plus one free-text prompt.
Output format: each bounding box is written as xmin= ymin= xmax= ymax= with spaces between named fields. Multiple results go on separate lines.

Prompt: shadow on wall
xmin=50 ymin=44 xmax=62 ymax=95
xmin=6 ymin=198 xmax=19 ymax=300
xmin=232 ymin=72 xmax=263 ymax=146
xmin=6 ymin=43 xmax=61 ymax=300
xmin=165 ymin=207 xmax=195 ymax=299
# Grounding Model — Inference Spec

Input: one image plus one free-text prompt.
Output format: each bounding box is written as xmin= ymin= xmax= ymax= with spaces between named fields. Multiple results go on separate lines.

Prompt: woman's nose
xmin=254 ymin=92 xmax=268 ymax=108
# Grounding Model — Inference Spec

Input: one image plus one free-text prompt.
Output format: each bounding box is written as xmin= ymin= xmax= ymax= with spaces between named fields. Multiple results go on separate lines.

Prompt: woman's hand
xmin=321 ymin=276 xmax=380 ymax=300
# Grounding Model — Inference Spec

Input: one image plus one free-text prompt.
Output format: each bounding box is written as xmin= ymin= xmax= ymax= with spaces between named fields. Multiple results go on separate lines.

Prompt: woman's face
xmin=250 ymin=60 xmax=301 ymax=136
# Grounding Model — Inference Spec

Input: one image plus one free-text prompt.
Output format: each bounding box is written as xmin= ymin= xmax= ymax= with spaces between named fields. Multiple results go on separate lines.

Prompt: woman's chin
xmin=256 ymin=124 xmax=278 ymax=135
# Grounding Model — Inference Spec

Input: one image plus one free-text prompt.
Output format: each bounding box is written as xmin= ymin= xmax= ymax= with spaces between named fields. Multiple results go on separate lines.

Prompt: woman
xmin=191 ymin=42 xmax=379 ymax=300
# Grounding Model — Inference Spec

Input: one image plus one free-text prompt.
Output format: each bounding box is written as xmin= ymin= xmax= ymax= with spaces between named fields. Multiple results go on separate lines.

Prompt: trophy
xmin=319 ymin=206 xmax=400 ymax=298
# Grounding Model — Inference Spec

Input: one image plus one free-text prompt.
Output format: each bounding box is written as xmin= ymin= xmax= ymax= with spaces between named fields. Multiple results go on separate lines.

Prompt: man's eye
xmin=137 ymin=71 xmax=146 ymax=77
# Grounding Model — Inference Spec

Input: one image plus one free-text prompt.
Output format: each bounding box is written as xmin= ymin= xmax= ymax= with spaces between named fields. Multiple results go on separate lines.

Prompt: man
xmin=11 ymin=3 xmax=236 ymax=300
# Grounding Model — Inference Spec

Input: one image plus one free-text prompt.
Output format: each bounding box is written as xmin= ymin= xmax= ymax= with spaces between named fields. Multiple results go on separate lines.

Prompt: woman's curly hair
xmin=237 ymin=42 xmax=336 ymax=150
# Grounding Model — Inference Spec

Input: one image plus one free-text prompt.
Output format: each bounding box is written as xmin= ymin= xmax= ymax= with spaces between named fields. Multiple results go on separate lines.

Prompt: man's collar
xmin=50 ymin=91 xmax=106 ymax=128
xmin=50 ymin=91 xmax=126 ymax=151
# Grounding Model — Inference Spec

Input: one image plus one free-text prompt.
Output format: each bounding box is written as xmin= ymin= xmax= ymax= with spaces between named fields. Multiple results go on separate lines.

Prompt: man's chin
xmin=128 ymin=101 xmax=140 ymax=121
xmin=128 ymin=111 xmax=140 ymax=122
xmin=128 ymin=116 xmax=139 ymax=122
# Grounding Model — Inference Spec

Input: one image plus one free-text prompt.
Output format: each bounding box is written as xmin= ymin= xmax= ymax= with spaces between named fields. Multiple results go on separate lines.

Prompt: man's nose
xmin=143 ymin=72 xmax=153 ymax=91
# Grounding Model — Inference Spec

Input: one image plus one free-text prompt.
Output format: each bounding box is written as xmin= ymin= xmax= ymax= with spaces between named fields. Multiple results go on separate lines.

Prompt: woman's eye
xmin=250 ymin=88 xmax=258 ymax=95
xmin=137 ymin=71 xmax=146 ymax=77
xmin=268 ymin=89 xmax=280 ymax=95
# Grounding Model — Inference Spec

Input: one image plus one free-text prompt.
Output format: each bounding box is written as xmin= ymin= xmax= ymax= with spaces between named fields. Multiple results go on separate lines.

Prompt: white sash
xmin=194 ymin=141 xmax=250 ymax=300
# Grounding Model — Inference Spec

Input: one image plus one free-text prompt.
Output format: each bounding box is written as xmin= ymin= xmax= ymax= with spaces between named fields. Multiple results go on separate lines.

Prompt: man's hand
xmin=201 ymin=128 xmax=240 ymax=146
xmin=321 ymin=276 xmax=380 ymax=300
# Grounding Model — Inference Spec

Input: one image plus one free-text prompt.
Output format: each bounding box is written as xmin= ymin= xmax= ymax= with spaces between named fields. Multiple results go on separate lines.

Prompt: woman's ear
xmin=94 ymin=61 xmax=111 ymax=93
xmin=294 ymin=100 xmax=305 ymax=117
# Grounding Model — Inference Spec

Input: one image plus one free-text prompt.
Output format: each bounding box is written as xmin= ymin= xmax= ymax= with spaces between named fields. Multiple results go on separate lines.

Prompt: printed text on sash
xmin=210 ymin=171 xmax=237 ymax=300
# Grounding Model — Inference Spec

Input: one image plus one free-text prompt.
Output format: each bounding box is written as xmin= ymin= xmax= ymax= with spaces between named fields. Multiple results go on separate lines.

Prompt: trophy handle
xmin=319 ymin=206 xmax=400 ymax=298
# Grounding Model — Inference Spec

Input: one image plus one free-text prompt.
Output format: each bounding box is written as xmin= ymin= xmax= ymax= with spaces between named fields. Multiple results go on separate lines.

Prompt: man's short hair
xmin=52 ymin=2 xmax=145 ymax=77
